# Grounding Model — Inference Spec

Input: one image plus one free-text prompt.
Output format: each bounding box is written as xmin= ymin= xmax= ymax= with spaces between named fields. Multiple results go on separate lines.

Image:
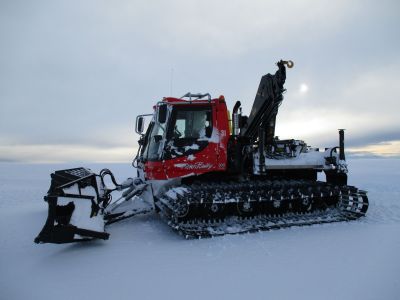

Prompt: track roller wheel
xmin=301 ymin=197 xmax=313 ymax=211
xmin=205 ymin=203 xmax=225 ymax=218
xmin=176 ymin=202 xmax=190 ymax=218
xmin=237 ymin=201 xmax=254 ymax=216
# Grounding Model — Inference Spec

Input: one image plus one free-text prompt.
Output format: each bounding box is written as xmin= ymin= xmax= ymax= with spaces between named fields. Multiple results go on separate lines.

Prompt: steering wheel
xmin=174 ymin=126 xmax=182 ymax=138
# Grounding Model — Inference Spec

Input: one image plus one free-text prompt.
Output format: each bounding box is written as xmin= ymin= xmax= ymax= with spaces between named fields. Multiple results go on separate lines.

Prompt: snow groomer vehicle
xmin=35 ymin=60 xmax=368 ymax=243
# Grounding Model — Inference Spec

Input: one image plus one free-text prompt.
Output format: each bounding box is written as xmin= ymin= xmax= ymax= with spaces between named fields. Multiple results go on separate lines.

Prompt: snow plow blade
xmin=35 ymin=167 xmax=153 ymax=244
xmin=34 ymin=168 xmax=109 ymax=244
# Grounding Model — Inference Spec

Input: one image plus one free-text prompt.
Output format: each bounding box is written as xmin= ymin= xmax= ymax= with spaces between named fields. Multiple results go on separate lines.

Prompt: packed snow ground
xmin=0 ymin=159 xmax=399 ymax=300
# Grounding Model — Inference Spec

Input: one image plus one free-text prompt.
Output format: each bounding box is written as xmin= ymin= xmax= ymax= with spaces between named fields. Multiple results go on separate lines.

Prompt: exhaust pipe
xmin=338 ymin=129 xmax=345 ymax=161
xmin=232 ymin=101 xmax=241 ymax=136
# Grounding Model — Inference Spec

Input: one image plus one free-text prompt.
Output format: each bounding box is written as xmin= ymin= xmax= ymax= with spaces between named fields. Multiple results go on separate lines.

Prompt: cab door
xmin=163 ymin=105 xmax=219 ymax=178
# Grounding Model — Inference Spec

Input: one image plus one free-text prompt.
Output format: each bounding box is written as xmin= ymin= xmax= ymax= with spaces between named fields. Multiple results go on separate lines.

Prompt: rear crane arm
xmin=240 ymin=60 xmax=293 ymax=144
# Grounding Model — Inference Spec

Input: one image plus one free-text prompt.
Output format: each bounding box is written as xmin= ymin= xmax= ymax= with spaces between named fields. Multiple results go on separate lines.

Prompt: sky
xmin=0 ymin=0 xmax=399 ymax=163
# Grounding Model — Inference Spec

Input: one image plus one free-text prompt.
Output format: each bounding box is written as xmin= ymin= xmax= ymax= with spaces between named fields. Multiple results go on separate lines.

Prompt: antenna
xmin=170 ymin=68 xmax=174 ymax=96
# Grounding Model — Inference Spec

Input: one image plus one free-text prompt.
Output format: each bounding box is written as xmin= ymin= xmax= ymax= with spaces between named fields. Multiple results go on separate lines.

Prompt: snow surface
xmin=0 ymin=159 xmax=400 ymax=300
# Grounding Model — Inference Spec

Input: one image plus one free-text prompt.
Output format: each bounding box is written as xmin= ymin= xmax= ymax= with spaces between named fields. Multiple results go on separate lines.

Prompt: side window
xmin=173 ymin=109 xmax=212 ymax=139
xmin=165 ymin=107 xmax=213 ymax=159
xmin=175 ymin=118 xmax=186 ymax=138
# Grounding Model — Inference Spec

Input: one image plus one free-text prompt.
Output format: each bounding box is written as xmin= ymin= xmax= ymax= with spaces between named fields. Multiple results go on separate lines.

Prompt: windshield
xmin=142 ymin=121 xmax=166 ymax=161
xmin=161 ymin=106 xmax=212 ymax=160
xmin=141 ymin=106 xmax=213 ymax=161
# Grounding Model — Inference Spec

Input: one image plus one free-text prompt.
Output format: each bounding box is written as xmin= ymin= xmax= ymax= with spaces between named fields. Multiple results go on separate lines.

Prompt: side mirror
xmin=157 ymin=104 xmax=167 ymax=124
xmin=135 ymin=116 xmax=144 ymax=134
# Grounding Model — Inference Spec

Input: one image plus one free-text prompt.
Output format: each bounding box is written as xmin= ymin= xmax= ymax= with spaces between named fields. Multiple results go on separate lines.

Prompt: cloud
xmin=347 ymin=140 xmax=400 ymax=157
xmin=0 ymin=0 xmax=399 ymax=162
xmin=275 ymin=60 xmax=400 ymax=148
xmin=0 ymin=143 xmax=136 ymax=163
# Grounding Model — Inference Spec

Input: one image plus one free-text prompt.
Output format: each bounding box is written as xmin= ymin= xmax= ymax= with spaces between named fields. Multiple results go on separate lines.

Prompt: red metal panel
xmin=144 ymin=96 xmax=230 ymax=180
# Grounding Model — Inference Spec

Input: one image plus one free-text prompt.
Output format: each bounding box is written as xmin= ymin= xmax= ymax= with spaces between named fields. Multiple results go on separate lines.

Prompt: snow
xmin=262 ymin=149 xmax=331 ymax=168
xmin=56 ymin=183 xmax=105 ymax=235
xmin=165 ymin=187 xmax=188 ymax=200
xmin=1 ymin=159 xmax=400 ymax=300
xmin=187 ymin=154 xmax=196 ymax=161
xmin=57 ymin=196 xmax=104 ymax=234
xmin=198 ymin=127 xmax=221 ymax=143
xmin=184 ymin=144 xmax=200 ymax=151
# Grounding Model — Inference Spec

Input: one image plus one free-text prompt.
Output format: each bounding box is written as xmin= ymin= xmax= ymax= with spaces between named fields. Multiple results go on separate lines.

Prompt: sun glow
xmin=299 ymin=83 xmax=309 ymax=93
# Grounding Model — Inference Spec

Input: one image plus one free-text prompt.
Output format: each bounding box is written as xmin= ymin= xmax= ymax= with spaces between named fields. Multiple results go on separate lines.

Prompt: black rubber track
xmin=155 ymin=180 xmax=369 ymax=238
